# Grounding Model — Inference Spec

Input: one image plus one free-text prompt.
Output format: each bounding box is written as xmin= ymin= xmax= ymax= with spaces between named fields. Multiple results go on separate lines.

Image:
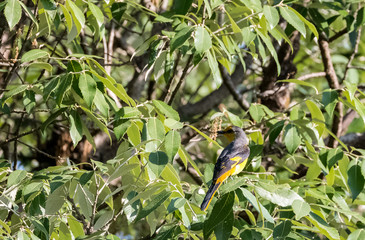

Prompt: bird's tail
xmin=200 ymin=181 xmax=223 ymax=211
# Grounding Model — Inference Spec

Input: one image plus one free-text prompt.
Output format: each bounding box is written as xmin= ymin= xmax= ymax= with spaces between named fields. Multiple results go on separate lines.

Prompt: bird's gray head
xmin=218 ymin=126 xmax=249 ymax=145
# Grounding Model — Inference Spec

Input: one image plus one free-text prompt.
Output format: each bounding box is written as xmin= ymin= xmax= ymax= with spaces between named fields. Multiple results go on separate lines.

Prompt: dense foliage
xmin=1 ymin=0 xmax=365 ymax=239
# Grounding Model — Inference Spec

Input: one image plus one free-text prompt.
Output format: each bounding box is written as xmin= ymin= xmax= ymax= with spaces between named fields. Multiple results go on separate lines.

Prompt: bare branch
xmin=318 ymin=33 xmax=343 ymax=148
xmin=166 ymin=54 xmax=194 ymax=105
xmin=219 ymin=64 xmax=249 ymax=111
xmin=0 ymin=128 xmax=40 ymax=146
xmin=297 ymin=72 xmax=326 ymax=81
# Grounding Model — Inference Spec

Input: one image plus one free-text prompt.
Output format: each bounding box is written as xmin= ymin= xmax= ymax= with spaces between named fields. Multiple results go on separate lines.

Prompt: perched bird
xmin=200 ymin=126 xmax=250 ymax=211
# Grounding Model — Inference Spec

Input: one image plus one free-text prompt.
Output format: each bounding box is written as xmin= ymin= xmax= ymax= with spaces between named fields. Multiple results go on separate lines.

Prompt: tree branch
xmin=219 ymin=64 xmax=249 ymax=111
xmin=343 ymin=27 xmax=362 ymax=82
xmin=297 ymin=72 xmax=326 ymax=81
xmin=318 ymin=33 xmax=343 ymax=148
xmin=166 ymin=54 xmax=194 ymax=105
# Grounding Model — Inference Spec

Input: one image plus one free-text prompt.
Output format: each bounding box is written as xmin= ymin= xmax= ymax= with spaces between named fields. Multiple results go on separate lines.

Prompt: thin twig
xmin=0 ymin=128 xmax=40 ymax=146
xmin=37 ymin=28 xmax=67 ymax=81
xmin=219 ymin=65 xmax=249 ymax=111
xmin=67 ymin=196 xmax=88 ymax=231
xmin=328 ymin=28 xmax=348 ymax=42
xmin=297 ymin=72 xmax=326 ymax=81
xmin=160 ymin=52 xmax=181 ymax=101
xmin=17 ymin=140 xmax=62 ymax=161
xmin=103 ymin=22 xmax=122 ymax=108
xmin=349 ymin=65 xmax=365 ymax=71
xmin=12 ymin=112 xmax=25 ymax=170
xmin=2 ymin=0 xmax=39 ymax=94
xmin=167 ymin=54 xmax=194 ymax=105
xmin=343 ymin=27 xmax=362 ymax=82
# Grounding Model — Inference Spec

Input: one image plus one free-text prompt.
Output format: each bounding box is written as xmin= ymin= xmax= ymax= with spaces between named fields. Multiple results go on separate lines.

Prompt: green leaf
xmin=164 ymin=118 xmax=184 ymax=129
xmin=249 ymin=103 xmax=265 ymax=122
xmin=55 ymin=74 xmax=73 ymax=105
xmin=43 ymin=76 xmax=60 ymax=101
xmin=240 ymin=188 xmax=274 ymax=223
xmin=207 ymin=49 xmax=221 ymax=87
xmin=278 ymin=79 xmax=318 ymax=94
xmin=226 ymin=110 xmax=243 ymax=128
xmin=257 ymin=30 xmax=281 ymax=75
xmin=23 ymin=90 xmax=36 ymax=114
xmin=81 ymin=106 xmax=111 ymax=141
xmin=45 ymin=185 xmax=66 ymax=215
xmin=23 ymin=182 xmax=43 ymax=202
xmin=307 ymin=212 xmax=340 ymax=240
xmin=226 ymin=11 xmax=241 ymax=34
xmin=254 ymin=182 xmax=304 ymax=207
xmin=88 ymin=1 xmax=104 ymax=27
xmin=305 ymin=100 xmax=325 ymax=137
xmin=348 ymin=229 xmax=365 ymax=240
xmin=170 ymin=26 xmax=194 ymax=52
xmin=273 ymin=220 xmax=292 ymax=239
xmin=89 ymin=69 xmax=133 ymax=106
xmin=279 ymin=6 xmax=306 ymax=37
xmin=115 ymin=107 xmax=141 ymax=119
xmin=284 ymin=123 xmax=301 ymax=154
xmin=327 ymin=148 xmax=344 ymax=170
xmin=348 ymin=164 xmax=365 ymax=201
xmin=161 ymin=164 xmax=183 ymax=195
xmin=173 ymin=0 xmax=193 ymax=15
xmin=67 ymin=216 xmax=84 ymax=238
xmin=263 ymin=6 xmax=279 ymax=29
xmin=322 ymin=89 xmax=338 ymax=117
xmin=152 ymin=99 xmax=180 ymax=121
xmin=148 ymin=151 xmax=168 ymax=177
xmin=69 ymin=110 xmax=83 ymax=147
xmin=178 ymin=146 xmax=203 ymax=176
xmin=21 ymin=49 xmax=49 ymax=63
xmin=194 ymin=26 xmax=212 ymax=53
xmin=7 ymin=170 xmax=27 ymax=187
xmin=60 ymin=4 xmax=72 ymax=32
xmin=66 ymin=0 xmax=85 ymax=34
xmin=75 ymin=184 xmax=93 ymax=220
xmin=134 ymin=190 xmax=171 ymax=222
xmin=41 ymin=108 xmax=66 ymax=133
xmin=59 ymin=221 xmax=71 ymax=240
xmin=111 ymin=2 xmax=127 ymax=22
xmin=28 ymin=62 xmax=53 ymax=73
xmin=288 ymin=6 xmax=319 ymax=38
xmin=203 ymin=192 xmax=234 ymax=239
xmin=94 ymin=211 xmax=114 ymax=231
xmin=94 ymin=89 xmax=109 ymax=118
xmin=79 ymin=73 xmax=96 ymax=108
xmin=267 ymin=120 xmax=285 ymax=144
xmin=165 ymin=130 xmax=181 ymax=161
xmin=4 ymin=0 xmax=21 ymax=30
xmin=3 ymin=85 xmax=28 ymax=104
xmin=80 ymin=171 xmax=94 ymax=185
xmin=167 ymin=198 xmax=186 ymax=213
xmin=214 ymin=209 xmax=234 ymax=240
xmin=18 ymin=1 xmax=38 ymax=30
xmin=114 ymin=119 xmax=130 ymax=140
xmin=145 ymin=117 xmax=165 ymax=152
xmin=292 ymin=199 xmax=311 ymax=220
xmin=127 ymin=122 xmax=141 ymax=146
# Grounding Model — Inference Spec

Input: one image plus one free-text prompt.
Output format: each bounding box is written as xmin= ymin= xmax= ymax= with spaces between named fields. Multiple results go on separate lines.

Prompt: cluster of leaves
xmin=0 ymin=0 xmax=365 ymax=239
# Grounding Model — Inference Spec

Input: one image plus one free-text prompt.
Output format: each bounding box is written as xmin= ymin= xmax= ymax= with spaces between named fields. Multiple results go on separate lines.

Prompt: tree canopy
xmin=1 ymin=0 xmax=365 ymax=239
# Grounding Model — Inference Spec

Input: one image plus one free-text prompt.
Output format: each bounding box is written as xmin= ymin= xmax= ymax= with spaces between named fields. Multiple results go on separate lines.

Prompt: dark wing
xmin=212 ymin=144 xmax=249 ymax=183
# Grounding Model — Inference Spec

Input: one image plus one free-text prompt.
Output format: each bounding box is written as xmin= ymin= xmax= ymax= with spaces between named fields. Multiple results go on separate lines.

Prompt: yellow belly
xmin=232 ymin=160 xmax=247 ymax=175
